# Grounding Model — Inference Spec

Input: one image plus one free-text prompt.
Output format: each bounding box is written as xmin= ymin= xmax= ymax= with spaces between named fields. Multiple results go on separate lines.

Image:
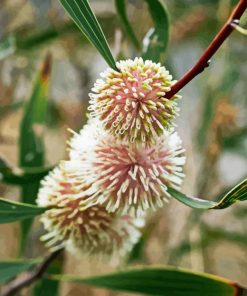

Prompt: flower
xmin=88 ymin=57 xmax=180 ymax=144
xmin=66 ymin=121 xmax=186 ymax=216
xmin=36 ymin=166 xmax=143 ymax=256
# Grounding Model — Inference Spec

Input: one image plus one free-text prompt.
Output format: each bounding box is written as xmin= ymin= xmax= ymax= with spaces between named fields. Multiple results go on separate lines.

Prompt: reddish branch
xmin=166 ymin=0 xmax=247 ymax=99
xmin=0 ymin=249 xmax=62 ymax=296
xmin=235 ymin=284 xmax=247 ymax=296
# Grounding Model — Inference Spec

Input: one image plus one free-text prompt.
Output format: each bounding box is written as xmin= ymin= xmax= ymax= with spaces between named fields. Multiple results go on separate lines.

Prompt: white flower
xmin=89 ymin=57 xmax=180 ymax=144
xmin=36 ymin=166 xmax=144 ymax=257
xmin=65 ymin=120 xmax=186 ymax=216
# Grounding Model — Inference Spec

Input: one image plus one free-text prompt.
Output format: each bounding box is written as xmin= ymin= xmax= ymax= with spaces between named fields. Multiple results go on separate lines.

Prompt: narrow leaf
xmin=0 ymin=198 xmax=47 ymax=224
xmin=59 ymin=0 xmax=117 ymax=70
xmin=18 ymin=54 xmax=52 ymax=252
xmin=0 ymin=101 xmax=23 ymax=117
xmin=128 ymin=220 xmax=155 ymax=263
xmin=231 ymin=23 xmax=247 ymax=35
xmin=33 ymin=256 xmax=64 ymax=296
xmin=0 ymin=156 xmax=52 ymax=185
xmin=213 ymin=178 xmax=247 ymax=209
xmin=0 ymin=260 xmax=37 ymax=284
xmin=168 ymin=187 xmax=216 ymax=209
xmin=114 ymin=0 xmax=140 ymax=49
xmin=53 ymin=267 xmax=245 ymax=296
xmin=19 ymin=54 xmax=51 ymax=167
xmin=142 ymin=0 xmax=170 ymax=63
xmin=168 ymin=178 xmax=247 ymax=210
xmin=0 ymin=16 xmax=115 ymax=58
xmin=128 ymin=236 xmax=145 ymax=263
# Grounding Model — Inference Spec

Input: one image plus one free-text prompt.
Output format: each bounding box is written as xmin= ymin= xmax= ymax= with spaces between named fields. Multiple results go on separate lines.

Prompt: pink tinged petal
xmin=89 ymin=57 xmax=180 ymax=144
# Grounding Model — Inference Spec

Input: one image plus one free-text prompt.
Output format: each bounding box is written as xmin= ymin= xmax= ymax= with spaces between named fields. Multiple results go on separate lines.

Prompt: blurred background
xmin=0 ymin=0 xmax=246 ymax=295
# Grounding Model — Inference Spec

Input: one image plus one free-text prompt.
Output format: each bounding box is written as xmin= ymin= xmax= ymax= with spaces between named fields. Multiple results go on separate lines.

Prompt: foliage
xmin=0 ymin=198 xmax=47 ymax=224
xmin=114 ymin=0 xmax=170 ymax=63
xmin=142 ymin=0 xmax=170 ymax=63
xmin=59 ymin=0 xmax=117 ymax=70
xmin=54 ymin=267 xmax=242 ymax=296
xmin=168 ymin=178 xmax=247 ymax=209
xmin=18 ymin=54 xmax=52 ymax=252
xmin=0 ymin=0 xmax=246 ymax=295
xmin=114 ymin=0 xmax=140 ymax=49
xmin=0 ymin=157 xmax=52 ymax=185
xmin=0 ymin=260 xmax=37 ymax=284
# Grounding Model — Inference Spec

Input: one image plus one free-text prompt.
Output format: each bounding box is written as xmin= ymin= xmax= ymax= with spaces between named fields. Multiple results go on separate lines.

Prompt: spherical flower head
xmin=88 ymin=57 xmax=180 ymax=144
xmin=66 ymin=121 xmax=186 ymax=216
xmin=36 ymin=166 xmax=143 ymax=257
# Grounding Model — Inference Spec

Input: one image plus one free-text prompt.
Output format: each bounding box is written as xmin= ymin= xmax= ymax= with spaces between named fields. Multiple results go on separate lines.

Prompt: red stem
xmin=166 ymin=0 xmax=247 ymax=99
xmin=234 ymin=283 xmax=247 ymax=296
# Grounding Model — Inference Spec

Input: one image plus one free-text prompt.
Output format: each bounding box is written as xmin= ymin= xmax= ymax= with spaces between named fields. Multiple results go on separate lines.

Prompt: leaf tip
xmin=41 ymin=53 xmax=52 ymax=83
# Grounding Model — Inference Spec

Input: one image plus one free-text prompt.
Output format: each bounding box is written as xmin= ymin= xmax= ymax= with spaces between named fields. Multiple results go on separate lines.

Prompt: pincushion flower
xmin=66 ymin=120 xmax=186 ymax=216
xmin=36 ymin=166 xmax=143 ymax=256
xmin=88 ymin=57 xmax=180 ymax=144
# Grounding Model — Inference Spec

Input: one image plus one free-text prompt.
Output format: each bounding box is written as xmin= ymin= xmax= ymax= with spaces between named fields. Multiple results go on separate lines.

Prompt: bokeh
xmin=0 ymin=0 xmax=246 ymax=295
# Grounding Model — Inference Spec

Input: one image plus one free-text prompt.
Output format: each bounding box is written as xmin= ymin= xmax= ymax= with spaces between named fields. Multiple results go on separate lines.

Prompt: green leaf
xmin=0 ymin=35 xmax=16 ymax=60
xmin=0 ymin=101 xmax=23 ymax=117
xmin=0 ymin=16 xmax=116 ymax=59
xmin=17 ymin=22 xmax=77 ymax=52
xmin=0 ymin=198 xmax=47 ymax=224
xmin=33 ymin=278 xmax=60 ymax=296
xmin=59 ymin=0 xmax=117 ymax=70
xmin=18 ymin=54 xmax=52 ymax=252
xmin=0 ymin=260 xmax=37 ymax=284
xmin=19 ymin=53 xmax=52 ymax=173
xmin=128 ymin=236 xmax=145 ymax=263
xmin=168 ymin=178 xmax=247 ymax=210
xmin=128 ymin=220 xmax=155 ymax=263
xmin=114 ymin=0 xmax=140 ymax=49
xmin=53 ymin=267 xmax=245 ymax=296
xmin=0 ymin=156 xmax=52 ymax=185
xmin=0 ymin=24 xmax=77 ymax=59
xmin=33 ymin=256 xmax=64 ymax=296
xmin=168 ymin=187 xmax=216 ymax=209
xmin=142 ymin=0 xmax=170 ymax=63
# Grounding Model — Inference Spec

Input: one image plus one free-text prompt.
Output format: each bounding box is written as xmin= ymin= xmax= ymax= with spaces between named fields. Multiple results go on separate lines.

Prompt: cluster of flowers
xmin=36 ymin=58 xmax=186 ymax=257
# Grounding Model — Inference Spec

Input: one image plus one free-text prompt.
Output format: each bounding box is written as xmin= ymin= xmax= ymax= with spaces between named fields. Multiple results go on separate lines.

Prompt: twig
xmin=166 ymin=0 xmax=247 ymax=99
xmin=0 ymin=249 xmax=62 ymax=296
